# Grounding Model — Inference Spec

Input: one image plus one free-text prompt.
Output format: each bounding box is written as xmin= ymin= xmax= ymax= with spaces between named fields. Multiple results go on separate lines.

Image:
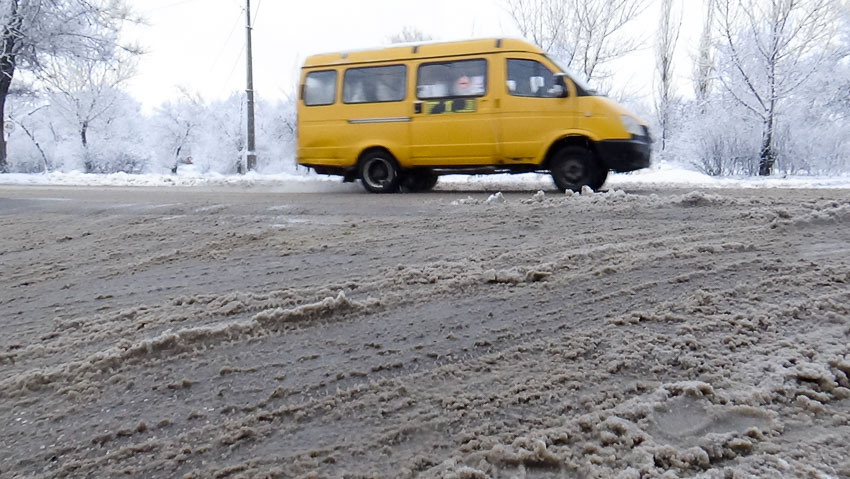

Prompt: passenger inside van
xmin=375 ymin=81 xmax=397 ymax=102
xmin=506 ymin=59 xmax=558 ymax=98
xmin=343 ymin=66 xmax=405 ymax=103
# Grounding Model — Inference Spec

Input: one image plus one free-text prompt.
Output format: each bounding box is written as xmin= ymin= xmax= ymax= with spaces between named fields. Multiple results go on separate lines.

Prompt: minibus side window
xmin=506 ymin=59 xmax=563 ymax=98
xmin=417 ymin=59 xmax=487 ymax=99
xmin=343 ymin=65 xmax=406 ymax=104
xmin=303 ymin=70 xmax=337 ymax=106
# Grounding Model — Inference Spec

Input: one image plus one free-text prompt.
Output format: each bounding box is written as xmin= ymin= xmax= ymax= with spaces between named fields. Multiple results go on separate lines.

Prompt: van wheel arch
xmin=543 ymin=136 xmax=603 ymax=169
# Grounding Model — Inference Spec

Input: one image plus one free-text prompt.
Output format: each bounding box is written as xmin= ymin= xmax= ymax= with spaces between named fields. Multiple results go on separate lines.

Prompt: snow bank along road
xmin=1 ymin=185 xmax=849 ymax=478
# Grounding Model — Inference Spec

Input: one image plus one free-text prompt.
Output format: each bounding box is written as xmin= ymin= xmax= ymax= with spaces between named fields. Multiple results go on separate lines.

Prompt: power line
xmin=218 ymin=45 xmax=245 ymax=99
xmin=138 ymin=0 xmax=204 ymax=15
xmin=252 ymin=0 xmax=263 ymax=26
xmin=208 ymin=8 xmax=246 ymax=76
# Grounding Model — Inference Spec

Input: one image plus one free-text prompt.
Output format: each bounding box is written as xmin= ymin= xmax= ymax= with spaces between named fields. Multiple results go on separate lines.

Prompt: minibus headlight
xmin=620 ymin=115 xmax=644 ymax=137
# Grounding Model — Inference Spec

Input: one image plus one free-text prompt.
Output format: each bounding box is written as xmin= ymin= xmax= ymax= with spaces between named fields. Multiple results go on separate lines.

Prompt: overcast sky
xmin=123 ymin=0 xmax=702 ymax=111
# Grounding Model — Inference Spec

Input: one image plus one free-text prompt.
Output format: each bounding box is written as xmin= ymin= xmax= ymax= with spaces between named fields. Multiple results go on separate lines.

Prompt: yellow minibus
xmin=296 ymin=38 xmax=651 ymax=193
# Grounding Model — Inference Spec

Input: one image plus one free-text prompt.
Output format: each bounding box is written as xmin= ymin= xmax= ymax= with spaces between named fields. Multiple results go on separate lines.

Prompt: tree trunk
xmin=81 ymin=121 xmax=93 ymax=172
xmin=760 ymin=44 xmax=778 ymax=177
xmin=1 ymin=4 xmax=21 ymax=174
xmin=0 ymin=87 xmax=8 ymax=173
xmin=0 ymin=46 xmax=13 ymax=174
xmin=758 ymin=116 xmax=775 ymax=176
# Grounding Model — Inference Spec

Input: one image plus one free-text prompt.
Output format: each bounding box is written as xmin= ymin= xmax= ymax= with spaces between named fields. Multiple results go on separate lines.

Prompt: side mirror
xmin=553 ymin=73 xmax=568 ymax=98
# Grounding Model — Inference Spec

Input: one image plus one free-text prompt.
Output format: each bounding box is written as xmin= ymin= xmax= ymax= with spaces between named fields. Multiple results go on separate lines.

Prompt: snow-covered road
xmin=1 ymin=185 xmax=849 ymax=478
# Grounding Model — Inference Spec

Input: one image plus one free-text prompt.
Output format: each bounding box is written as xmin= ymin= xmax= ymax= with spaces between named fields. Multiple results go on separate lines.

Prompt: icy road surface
xmin=1 ymin=185 xmax=849 ymax=478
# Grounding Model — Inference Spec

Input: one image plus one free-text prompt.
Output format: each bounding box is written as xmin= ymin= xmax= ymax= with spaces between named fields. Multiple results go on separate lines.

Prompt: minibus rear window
xmin=417 ymin=59 xmax=487 ymax=99
xmin=343 ymin=65 xmax=406 ymax=104
xmin=303 ymin=70 xmax=337 ymax=106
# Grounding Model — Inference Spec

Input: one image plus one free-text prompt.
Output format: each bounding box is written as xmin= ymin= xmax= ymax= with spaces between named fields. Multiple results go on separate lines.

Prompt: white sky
xmin=123 ymin=0 xmax=704 ymax=111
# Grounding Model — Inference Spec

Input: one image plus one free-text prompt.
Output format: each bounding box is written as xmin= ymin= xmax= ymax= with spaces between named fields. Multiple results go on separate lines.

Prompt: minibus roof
xmin=302 ymin=38 xmax=543 ymax=68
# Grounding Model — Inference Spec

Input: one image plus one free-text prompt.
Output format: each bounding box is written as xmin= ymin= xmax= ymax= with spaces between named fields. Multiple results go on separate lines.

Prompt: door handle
xmin=414 ymin=102 xmax=423 ymax=114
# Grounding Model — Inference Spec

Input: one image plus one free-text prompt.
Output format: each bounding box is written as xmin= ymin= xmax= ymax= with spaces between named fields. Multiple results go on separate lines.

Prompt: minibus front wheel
xmin=359 ymin=150 xmax=401 ymax=194
xmin=549 ymin=145 xmax=606 ymax=192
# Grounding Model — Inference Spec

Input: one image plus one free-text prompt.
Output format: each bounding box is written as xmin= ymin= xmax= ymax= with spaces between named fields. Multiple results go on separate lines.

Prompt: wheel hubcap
xmin=559 ymin=159 xmax=585 ymax=183
xmin=364 ymin=158 xmax=393 ymax=188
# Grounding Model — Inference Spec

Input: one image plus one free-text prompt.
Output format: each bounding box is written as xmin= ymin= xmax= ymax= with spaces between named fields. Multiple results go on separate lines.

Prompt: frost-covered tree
xmin=504 ymin=0 xmax=648 ymax=82
xmin=503 ymin=0 xmax=567 ymax=53
xmin=693 ymin=0 xmax=716 ymax=105
xmin=77 ymin=91 xmax=149 ymax=173
xmin=681 ymin=92 xmax=763 ymax=176
xmin=5 ymin=77 xmax=148 ymax=174
xmin=157 ymin=92 xmax=246 ymax=174
xmin=655 ymin=0 xmax=681 ymax=152
xmin=773 ymin=6 xmax=850 ymax=175
xmin=148 ymin=91 xmax=298 ymax=175
xmin=715 ymin=0 xmax=840 ymax=175
xmin=41 ymin=55 xmax=137 ymax=172
xmin=254 ymin=93 xmax=298 ymax=173
xmin=5 ymin=83 xmax=51 ymax=172
xmin=388 ymin=27 xmax=432 ymax=44
xmin=149 ymin=89 xmax=206 ymax=173
xmin=0 ymin=0 xmax=138 ymax=172
xmin=676 ymin=0 xmax=848 ymax=176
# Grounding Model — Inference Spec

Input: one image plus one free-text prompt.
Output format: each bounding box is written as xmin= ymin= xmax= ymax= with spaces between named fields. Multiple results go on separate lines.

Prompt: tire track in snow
xmin=2 ymin=187 xmax=849 ymax=478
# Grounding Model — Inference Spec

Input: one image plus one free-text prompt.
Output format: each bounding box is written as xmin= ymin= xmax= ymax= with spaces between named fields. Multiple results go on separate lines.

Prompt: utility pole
xmin=245 ymin=0 xmax=257 ymax=171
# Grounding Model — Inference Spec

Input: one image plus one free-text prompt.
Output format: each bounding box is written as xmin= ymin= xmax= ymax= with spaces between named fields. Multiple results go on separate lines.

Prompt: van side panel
xmin=497 ymin=53 xmax=578 ymax=165
xmin=337 ymin=99 xmax=411 ymax=167
xmin=298 ymin=65 xmax=411 ymax=169
xmin=408 ymin=56 xmax=498 ymax=166
xmin=298 ymin=68 xmax=348 ymax=168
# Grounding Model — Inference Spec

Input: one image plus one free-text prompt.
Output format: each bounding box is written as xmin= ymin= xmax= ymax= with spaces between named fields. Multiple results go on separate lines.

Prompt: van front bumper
xmin=597 ymin=138 xmax=652 ymax=173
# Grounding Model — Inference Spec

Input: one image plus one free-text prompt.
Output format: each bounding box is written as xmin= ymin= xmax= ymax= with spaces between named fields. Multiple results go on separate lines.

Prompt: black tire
xmin=359 ymin=150 xmax=400 ymax=193
xmin=400 ymin=169 xmax=438 ymax=192
xmin=594 ymin=168 xmax=609 ymax=191
xmin=549 ymin=145 xmax=605 ymax=192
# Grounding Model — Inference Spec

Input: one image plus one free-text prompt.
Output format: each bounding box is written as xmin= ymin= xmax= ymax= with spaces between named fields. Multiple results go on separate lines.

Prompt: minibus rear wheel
xmin=549 ymin=146 xmax=604 ymax=192
xmin=359 ymin=150 xmax=401 ymax=193
xmin=401 ymin=169 xmax=438 ymax=192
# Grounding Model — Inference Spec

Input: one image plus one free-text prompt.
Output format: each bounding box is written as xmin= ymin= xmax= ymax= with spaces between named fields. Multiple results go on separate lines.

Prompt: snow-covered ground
xmin=2 ymin=161 xmax=850 ymax=190
xmin=1 ymin=182 xmax=849 ymax=478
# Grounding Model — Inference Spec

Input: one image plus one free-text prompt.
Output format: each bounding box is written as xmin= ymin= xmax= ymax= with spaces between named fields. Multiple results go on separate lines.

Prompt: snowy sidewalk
xmin=1 ymin=162 xmax=849 ymax=190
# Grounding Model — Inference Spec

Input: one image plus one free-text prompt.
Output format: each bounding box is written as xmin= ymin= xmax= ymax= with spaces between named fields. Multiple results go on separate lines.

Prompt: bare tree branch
xmin=503 ymin=0 xmax=648 ymax=83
